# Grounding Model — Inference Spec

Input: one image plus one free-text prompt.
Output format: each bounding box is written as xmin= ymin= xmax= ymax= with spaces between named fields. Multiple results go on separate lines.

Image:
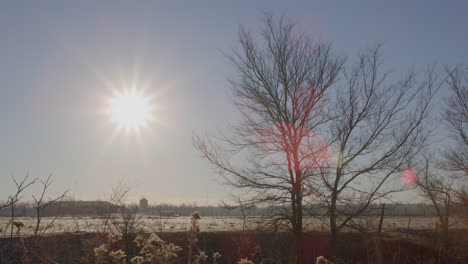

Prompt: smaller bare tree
xmin=31 ymin=174 xmax=68 ymax=238
xmin=417 ymin=154 xmax=454 ymax=241
xmin=104 ymin=183 xmax=139 ymax=263
xmin=318 ymin=47 xmax=441 ymax=246
xmin=1 ymin=172 xmax=68 ymax=263
xmin=222 ymin=195 xmax=254 ymax=231
xmin=3 ymin=173 xmax=37 ymax=238
xmin=1 ymin=173 xmax=36 ymax=210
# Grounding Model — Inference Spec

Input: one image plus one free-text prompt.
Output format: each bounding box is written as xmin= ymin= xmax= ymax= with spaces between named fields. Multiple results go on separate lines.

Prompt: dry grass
xmin=0 ymin=216 xmax=452 ymax=237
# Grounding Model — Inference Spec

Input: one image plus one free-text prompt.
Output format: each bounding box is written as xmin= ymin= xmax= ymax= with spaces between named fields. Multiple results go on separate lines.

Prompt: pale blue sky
xmin=1 ymin=1 xmax=467 ymax=204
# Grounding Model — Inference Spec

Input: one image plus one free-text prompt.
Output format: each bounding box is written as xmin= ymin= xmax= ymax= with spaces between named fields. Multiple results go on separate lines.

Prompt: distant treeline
xmin=0 ymin=200 xmax=460 ymax=218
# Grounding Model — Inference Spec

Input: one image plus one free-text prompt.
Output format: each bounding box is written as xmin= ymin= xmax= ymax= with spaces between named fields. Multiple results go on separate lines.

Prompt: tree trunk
xmin=297 ymin=195 xmax=303 ymax=235
xmin=378 ymin=204 xmax=385 ymax=233
xmin=291 ymin=191 xmax=297 ymax=234
xmin=10 ymin=204 xmax=15 ymax=238
xmin=440 ymin=212 xmax=449 ymax=243
xmin=294 ymin=194 xmax=303 ymax=264
xmin=330 ymin=190 xmax=338 ymax=248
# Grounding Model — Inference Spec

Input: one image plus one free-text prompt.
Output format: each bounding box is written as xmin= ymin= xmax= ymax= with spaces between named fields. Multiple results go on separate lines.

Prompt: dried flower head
xmin=316 ymin=256 xmax=333 ymax=264
xmin=213 ymin=251 xmax=222 ymax=262
xmin=12 ymin=220 xmax=25 ymax=229
xmin=93 ymin=244 xmax=108 ymax=258
xmin=165 ymin=243 xmax=182 ymax=256
xmin=107 ymin=233 xmax=122 ymax=244
xmin=147 ymin=233 xmax=164 ymax=246
xmin=194 ymin=250 xmax=208 ymax=264
xmin=192 ymin=211 xmax=201 ymax=220
xmin=134 ymin=234 xmax=146 ymax=247
xmin=130 ymin=256 xmax=144 ymax=264
xmin=144 ymin=253 xmax=153 ymax=262
xmin=140 ymin=244 xmax=155 ymax=255
xmin=237 ymin=258 xmax=254 ymax=264
xmin=137 ymin=232 xmax=182 ymax=262
xmin=109 ymin=250 xmax=126 ymax=263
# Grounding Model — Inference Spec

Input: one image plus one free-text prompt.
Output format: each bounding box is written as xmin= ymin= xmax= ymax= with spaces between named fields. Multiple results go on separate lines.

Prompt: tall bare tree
xmin=194 ymin=14 xmax=344 ymax=258
xmin=442 ymin=66 xmax=468 ymax=228
xmin=319 ymin=46 xmax=440 ymax=245
xmin=443 ymin=66 xmax=468 ymax=177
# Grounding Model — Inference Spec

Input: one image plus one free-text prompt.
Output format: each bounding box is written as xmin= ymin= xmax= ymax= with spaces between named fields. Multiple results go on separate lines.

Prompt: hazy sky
xmin=1 ymin=1 xmax=468 ymax=205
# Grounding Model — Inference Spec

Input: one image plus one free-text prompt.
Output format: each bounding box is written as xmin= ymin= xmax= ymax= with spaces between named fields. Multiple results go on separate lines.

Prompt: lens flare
xmin=400 ymin=167 xmax=418 ymax=186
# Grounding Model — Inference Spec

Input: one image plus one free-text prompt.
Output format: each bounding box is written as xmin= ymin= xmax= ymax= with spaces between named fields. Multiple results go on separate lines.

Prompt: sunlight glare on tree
xmin=401 ymin=167 xmax=418 ymax=187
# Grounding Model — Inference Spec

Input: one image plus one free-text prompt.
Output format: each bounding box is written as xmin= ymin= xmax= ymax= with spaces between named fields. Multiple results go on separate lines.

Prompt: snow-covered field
xmin=0 ymin=216 xmax=449 ymax=237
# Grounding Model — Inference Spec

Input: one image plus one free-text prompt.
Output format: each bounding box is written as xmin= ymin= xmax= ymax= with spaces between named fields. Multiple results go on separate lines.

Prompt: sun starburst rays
xmin=107 ymin=88 xmax=152 ymax=132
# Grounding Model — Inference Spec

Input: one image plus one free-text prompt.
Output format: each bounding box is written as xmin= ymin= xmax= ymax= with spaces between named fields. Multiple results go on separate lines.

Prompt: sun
xmin=107 ymin=88 xmax=152 ymax=131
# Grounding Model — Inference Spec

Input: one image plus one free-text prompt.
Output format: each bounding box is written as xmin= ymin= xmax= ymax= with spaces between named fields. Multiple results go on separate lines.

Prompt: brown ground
xmin=1 ymin=229 xmax=468 ymax=263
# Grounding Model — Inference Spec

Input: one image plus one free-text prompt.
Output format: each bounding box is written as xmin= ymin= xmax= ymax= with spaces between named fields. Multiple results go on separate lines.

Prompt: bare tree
xmin=27 ymin=174 xmax=68 ymax=264
xmin=443 ymin=66 xmax=468 ymax=177
xmin=222 ymin=195 xmax=254 ymax=230
xmin=2 ymin=173 xmax=37 ymax=238
xmin=0 ymin=173 xmax=36 ymax=210
xmin=319 ymin=46 xmax=440 ymax=245
xmin=31 ymin=174 xmax=68 ymax=238
xmin=193 ymin=13 xmax=344 ymax=261
xmin=1 ymin=172 xmax=68 ymax=263
xmin=441 ymin=66 xmax=468 ymax=230
xmin=106 ymin=183 xmax=139 ymax=263
xmin=417 ymin=154 xmax=454 ymax=241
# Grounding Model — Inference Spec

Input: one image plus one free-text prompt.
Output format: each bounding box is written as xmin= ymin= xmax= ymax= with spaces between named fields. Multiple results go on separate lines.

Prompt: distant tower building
xmin=140 ymin=197 xmax=148 ymax=211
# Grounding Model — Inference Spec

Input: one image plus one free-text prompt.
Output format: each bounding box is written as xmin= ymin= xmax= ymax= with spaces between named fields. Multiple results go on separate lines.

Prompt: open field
xmin=0 ymin=215 xmax=458 ymax=237
xmin=2 ymin=216 xmax=468 ymax=263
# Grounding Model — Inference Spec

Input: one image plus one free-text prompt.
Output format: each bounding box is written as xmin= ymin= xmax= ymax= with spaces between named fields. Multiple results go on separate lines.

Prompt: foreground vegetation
xmin=1 ymin=214 xmax=468 ymax=263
